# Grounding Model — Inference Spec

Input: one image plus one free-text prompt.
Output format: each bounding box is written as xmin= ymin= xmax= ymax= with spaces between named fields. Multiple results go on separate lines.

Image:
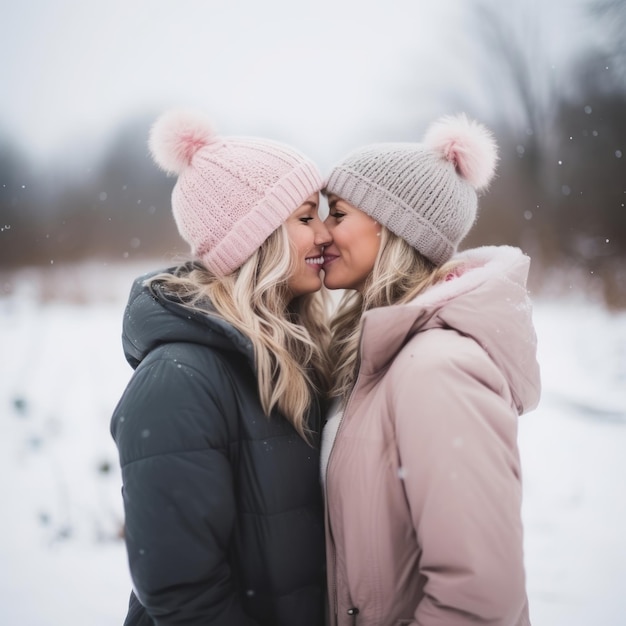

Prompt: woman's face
xmin=285 ymin=193 xmax=332 ymax=299
xmin=322 ymin=194 xmax=381 ymax=291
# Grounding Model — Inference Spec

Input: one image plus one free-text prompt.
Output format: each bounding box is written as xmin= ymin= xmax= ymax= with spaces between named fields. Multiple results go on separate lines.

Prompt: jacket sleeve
xmin=111 ymin=345 xmax=258 ymax=626
xmin=390 ymin=333 xmax=528 ymax=626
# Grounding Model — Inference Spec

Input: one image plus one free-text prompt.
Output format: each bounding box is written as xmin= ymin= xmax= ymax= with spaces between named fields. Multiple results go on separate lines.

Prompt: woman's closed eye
xmin=329 ymin=211 xmax=346 ymax=220
xmin=299 ymin=216 xmax=314 ymax=224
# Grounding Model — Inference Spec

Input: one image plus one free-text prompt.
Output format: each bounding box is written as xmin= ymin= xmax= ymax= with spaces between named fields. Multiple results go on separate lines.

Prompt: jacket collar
xmin=357 ymin=246 xmax=541 ymax=414
xmin=122 ymin=269 xmax=255 ymax=370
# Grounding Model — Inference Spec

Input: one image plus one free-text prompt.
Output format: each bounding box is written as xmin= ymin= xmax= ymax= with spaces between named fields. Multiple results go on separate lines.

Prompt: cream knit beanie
xmin=326 ymin=114 xmax=498 ymax=265
xmin=148 ymin=109 xmax=323 ymax=275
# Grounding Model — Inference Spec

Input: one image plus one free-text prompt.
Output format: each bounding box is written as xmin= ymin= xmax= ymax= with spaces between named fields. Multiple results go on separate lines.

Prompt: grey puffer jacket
xmin=111 ymin=271 xmax=326 ymax=626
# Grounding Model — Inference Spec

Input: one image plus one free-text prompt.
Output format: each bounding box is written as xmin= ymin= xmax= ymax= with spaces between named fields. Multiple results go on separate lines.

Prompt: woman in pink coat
xmin=320 ymin=114 xmax=541 ymax=626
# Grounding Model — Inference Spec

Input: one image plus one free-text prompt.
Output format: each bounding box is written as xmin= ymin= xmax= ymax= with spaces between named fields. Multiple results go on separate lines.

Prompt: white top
xmin=320 ymin=399 xmax=343 ymax=490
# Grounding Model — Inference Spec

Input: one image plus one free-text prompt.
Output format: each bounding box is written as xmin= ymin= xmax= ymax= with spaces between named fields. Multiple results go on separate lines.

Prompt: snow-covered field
xmin=1 ymin=262 xmax=625 ymax=625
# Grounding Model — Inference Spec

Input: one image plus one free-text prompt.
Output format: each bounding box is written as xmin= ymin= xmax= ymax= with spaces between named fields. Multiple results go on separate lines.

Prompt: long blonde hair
xmin=147 ymin=225 xmax=330 ymax=441
xmin=329 ymin=228 xmax=458 ymax=402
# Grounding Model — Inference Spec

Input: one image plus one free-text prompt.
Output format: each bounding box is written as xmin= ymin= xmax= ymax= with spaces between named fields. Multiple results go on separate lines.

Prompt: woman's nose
xmin=314 ymin=221 xmax=332 ymax=246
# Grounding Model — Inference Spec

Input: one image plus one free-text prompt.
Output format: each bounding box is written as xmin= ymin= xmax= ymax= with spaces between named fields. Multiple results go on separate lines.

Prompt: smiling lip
xmin=322 ymin=254 xmax=339 ymax=267
xmin=305 ymin=255 xmax=324 ymax=270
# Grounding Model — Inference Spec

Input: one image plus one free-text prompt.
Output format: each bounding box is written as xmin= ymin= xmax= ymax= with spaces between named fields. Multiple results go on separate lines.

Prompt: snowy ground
xmin=1 ymin=262 xmax=625 ymax=625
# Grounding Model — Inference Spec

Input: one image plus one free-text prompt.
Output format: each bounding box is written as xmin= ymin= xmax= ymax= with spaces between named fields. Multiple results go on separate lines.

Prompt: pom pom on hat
xmin=424 ymin=113 xmax=498 ymax=191
xmin=148 ymin=109 xmax=219 ymax=175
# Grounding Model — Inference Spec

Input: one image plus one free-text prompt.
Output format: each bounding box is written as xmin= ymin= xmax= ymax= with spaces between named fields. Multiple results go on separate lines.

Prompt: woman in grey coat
xmin=111 ymin=109 xmax=332 ymax=626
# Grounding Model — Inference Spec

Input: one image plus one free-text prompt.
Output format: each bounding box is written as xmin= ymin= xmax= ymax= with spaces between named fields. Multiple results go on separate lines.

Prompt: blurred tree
xmin=590 ymin=0 xmax=626 ymax=81
xmin=0 ymin=141 xmax=30 ymax=267
xmin=71 ymin=114 xmax=184 ymax=262
xmin=551 ymin=53 xmax=626 ymax=307
xmin=0 ymin=140 xmax=59 ymax=267
xmin=0 ymin=115 xmax=185 ymax=269
xmin=460 ymin=0 xmax=562 ymax=278
xmin=461 ymin=0 xmax=626 ymax=306
xmin=468 ymin=0 xmax=558 ymax=184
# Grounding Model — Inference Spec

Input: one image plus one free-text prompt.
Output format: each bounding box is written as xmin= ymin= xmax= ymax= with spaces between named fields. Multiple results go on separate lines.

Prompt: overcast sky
xmin=2 ymin=0 xmax=592 ymax=170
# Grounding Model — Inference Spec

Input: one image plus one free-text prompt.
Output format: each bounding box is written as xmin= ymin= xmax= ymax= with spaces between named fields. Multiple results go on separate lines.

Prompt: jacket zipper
xmin=325 ymin=364 xmax=364 ymax=624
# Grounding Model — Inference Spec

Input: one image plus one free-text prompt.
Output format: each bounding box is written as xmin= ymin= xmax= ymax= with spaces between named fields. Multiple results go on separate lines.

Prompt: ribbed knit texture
xmin=326 ymin=143 xmax=478 ymax=266
xmin=149 ymin=110 xmax=324 ymax=276
xmin=171 ymin=137 xmax=322 ymax=275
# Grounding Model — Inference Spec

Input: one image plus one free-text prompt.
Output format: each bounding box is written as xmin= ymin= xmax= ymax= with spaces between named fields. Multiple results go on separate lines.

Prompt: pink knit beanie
xmin=148 ymin=109 xmax=323 ymax=275
xmin=326 ymin=114 xmax=498 ymax=266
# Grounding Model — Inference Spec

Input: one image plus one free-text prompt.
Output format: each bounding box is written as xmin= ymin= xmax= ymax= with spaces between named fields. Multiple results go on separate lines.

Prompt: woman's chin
xmin=322 ymin=277 xmax=345 ymax=291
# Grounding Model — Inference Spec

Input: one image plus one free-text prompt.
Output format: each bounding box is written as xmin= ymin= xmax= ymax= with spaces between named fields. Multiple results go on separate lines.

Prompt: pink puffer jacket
xmin=324 ymin=246 xmax=541 ymax=626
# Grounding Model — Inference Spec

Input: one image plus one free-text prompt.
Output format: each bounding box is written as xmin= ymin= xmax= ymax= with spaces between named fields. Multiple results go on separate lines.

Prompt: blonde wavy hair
xmin=329 ymin=228 xmax=459 ymax=402
xmin=147 ymin=225 xmax=330 ymax=441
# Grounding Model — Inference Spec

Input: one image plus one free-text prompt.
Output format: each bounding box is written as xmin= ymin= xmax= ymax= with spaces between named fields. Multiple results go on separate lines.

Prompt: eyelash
xmin=330 ymin=211 xmax=345 ymax=219
xmin=299 ymin=217 xmax=314 ymax=224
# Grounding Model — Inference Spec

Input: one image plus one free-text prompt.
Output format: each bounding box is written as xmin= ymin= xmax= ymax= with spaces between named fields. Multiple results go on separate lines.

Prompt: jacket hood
xmin=121 ymin=269 xmax=254 ymax=370
xmin=358 ymin=245 xmax=541 ymax=414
